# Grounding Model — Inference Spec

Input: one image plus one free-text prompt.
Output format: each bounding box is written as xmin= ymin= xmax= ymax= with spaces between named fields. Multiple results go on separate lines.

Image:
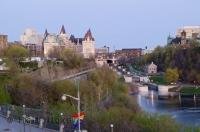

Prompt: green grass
xmin=149 ymin=76 xmax=168 ymax=85
xmin=181 ymin=87 xmax=200 ymax=95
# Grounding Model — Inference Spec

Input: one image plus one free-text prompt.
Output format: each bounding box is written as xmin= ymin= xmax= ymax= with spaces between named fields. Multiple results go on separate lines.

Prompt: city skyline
xmin=1 ymin=0 xmax=200 ymax=50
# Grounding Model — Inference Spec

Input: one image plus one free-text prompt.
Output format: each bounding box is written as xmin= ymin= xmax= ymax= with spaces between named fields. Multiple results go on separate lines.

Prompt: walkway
xmin=0 ymin=117 xmax=57 ymax=132
xmin=52 ymin=68 xmax=95 ymax=82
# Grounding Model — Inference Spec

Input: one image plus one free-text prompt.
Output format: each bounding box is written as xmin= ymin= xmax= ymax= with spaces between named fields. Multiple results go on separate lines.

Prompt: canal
xmin=136 ymin=91 xmax=200 ymax=127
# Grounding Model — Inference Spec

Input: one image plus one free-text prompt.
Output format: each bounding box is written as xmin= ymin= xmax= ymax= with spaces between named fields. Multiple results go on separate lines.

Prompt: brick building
xmin=115 ymin=48 xmax=142 ymax=59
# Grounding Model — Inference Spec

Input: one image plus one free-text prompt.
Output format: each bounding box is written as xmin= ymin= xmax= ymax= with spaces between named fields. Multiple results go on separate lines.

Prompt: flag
xmin=72 ymin=112 xmax=85 ymax=129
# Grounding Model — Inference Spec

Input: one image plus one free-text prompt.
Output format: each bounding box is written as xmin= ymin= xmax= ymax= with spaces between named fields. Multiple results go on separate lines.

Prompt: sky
xmin=1 ymin=0 xmax=200 ymax=50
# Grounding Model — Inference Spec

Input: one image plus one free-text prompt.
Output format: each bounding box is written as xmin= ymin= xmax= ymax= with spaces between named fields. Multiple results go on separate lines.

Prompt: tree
xmin=0 ymin=75 xmax=11 ymax=104
xmin=50 ymin=80 xmax=76 ymax=103
xmin=5 ymin=45 xmax=28 ymax=64
xmin=9 ymin=74 xmax=43 ymax=106
xmin=134 ymin=43 xmax=200 ymax=83
xmin=3 ymin=45 xmax=29 ymax=75
xmin=61 ymin=49 xmax=84 ymax=69
xmin=0 ymin=87 xmax=11 ymax=104
xmin=165 ymin=68 xmax=179 ymax=84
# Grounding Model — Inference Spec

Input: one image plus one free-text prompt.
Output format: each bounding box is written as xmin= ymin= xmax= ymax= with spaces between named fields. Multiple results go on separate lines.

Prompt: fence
xmin=0 ymin=105 xmax=81 ymax=132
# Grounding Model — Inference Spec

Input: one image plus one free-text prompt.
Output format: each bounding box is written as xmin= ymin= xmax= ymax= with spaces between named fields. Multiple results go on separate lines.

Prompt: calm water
xmin=136 ymin=91 xmax=200 ymax=127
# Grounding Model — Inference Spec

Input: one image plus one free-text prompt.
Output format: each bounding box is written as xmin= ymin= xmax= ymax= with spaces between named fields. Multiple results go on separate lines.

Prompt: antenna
xmin=113 ymin=45 xmax=116 ymax=52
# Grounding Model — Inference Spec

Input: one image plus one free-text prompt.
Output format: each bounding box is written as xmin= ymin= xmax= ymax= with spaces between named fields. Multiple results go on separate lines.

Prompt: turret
xmin=82 ymin=29 xmax=95 ymax=58
xmin=84 ymin=29 xmax=95 ymax=41
xmin=181 ymin=30 xmax=186 ymax=39
xmin=60 ymin=25 xmax=66 ymax=34
xmin=44 ymin=29 xmax=49 ymax=38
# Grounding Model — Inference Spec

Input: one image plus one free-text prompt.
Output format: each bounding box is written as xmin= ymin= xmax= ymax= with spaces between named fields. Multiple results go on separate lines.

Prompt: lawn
xmin=149 ymin=75 xmax=168 ymax=85
xmin=180 ymin=87 xmax=200 ymax=95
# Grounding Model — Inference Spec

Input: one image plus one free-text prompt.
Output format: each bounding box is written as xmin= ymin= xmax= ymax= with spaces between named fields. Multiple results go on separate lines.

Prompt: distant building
xmin=0 ymin=34 xmax=8 ymax=51
xmin=43 ymin=26 xmax=95 ymax=58
xmin=95 ymin=46 xmax=109 ymax=55
xmin=146 ymin=62 xmax=157 ymax=74
xmin=20 ymin=28 xmax=43 ymax=45
xmin=20 ymin=28 xmax=44 ymax=57
xmin=176 ymin=26 xmax=200 ymax=39
xmin=24 ymin=44 xmax=43 ymax=57
xmin=167 ymin=26 xmax=200 ymax=45
xmin=115 ymin=48 xmax=142 ymax=59
xmin=142 ymin=49 xmax=153 ymax=55
xmin=21 ymin=26 xmax=96 ymax=58
xmin=95 ymin=58 xmax=107 ymax=67
xmin=82 ymin=29 xmax=95 ymax=58
xmin=167 ymin=30 xmax=189 ymax=45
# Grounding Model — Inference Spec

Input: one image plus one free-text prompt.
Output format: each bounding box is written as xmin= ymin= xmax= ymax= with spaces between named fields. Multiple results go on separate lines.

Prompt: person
xmin=6 ymin=110 xmax=12 ymax=123
xmin=59 ymin=123 xmax=65 ymax=132
xmin=39 ymin=118 xmax=44 ymax=128
xmin=6 ymin=110 xmax=11 ymax=118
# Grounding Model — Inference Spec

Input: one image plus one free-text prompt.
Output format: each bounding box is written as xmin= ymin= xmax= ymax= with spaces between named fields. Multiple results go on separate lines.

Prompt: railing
xmin=52 ymin=67 xmax=95 ymax=82
xmin=0 ymin=105 xmax=79 ymax=131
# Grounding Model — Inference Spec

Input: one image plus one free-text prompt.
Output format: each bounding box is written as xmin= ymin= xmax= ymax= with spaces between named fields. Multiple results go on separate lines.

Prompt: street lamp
xmin=61 ymin=80 xmax=81 ymax=132
xmin=110 ymin=124 xmax=114 ymax=132
xmin=60 ymin=112 xmax=63 ymax=123
xmin=60 ymin=113 xmax=64 ymax=132
xmin=22 ymin=105 xmax=26 ymax=132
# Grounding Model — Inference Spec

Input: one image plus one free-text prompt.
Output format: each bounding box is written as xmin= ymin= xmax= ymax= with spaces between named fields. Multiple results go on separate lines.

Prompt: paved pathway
xmin=52 ymin=68 xmax=95 ymax=82
xmin=0 ymin=117 xmax=57 ymax=132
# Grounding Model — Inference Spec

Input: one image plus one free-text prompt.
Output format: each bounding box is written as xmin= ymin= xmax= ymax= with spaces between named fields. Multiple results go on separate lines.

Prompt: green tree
xmin=5 ymin=45 xmax=28 ymax=63
xmin=165 ymin=68 xmax=179 ymax=84
xmin=0 ymin=88 xmax=11 ymax=104
xmin=50 ymin=80 xmax=76 ymax=103
xmin=0 ymin=75 xmax=11 ymax=104
xmin=9 ymin=74 xmax=43 ymax=106
xmin=3 ymin=45 xmax=29 ymax=76
xmin=61 ymin=49 xmax=84 ymax=69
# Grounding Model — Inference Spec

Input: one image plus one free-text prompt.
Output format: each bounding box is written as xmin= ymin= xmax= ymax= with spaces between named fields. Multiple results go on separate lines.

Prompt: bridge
xmin=95 ymin=56 xmax=118 ymax=67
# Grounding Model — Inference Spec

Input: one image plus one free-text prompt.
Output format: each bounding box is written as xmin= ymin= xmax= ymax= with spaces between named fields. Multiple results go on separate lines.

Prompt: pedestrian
xmin=7 ymin=110 xmax=11 ymax=119
xmin=39 ymin=118 xmax=44 ymax=128
xmin=59 ymin=123 xmax=65 ymax=132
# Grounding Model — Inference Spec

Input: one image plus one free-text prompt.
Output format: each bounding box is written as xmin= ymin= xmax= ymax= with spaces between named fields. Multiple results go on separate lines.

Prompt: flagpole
xmin=61 ymin=79 xmax=81 ymax=132
xmin=77 ymin=80 xmax=81 ymax=132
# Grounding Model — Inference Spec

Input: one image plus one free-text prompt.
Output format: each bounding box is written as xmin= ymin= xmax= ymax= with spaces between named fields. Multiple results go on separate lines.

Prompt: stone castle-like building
xmin=20 ymin=25 xmax=95 ymax=58
xmin=167 ymin=26 xmax=200 ymax=45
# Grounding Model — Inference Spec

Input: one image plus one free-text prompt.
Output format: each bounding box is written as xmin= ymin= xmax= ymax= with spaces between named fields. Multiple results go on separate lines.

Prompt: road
xmin=0 ymin=117 xmax=57 ymax=132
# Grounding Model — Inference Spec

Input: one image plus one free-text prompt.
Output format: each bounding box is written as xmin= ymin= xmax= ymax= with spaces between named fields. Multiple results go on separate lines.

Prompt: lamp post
xmin=110 ymin=124 xmax=114 ymax=132
xmin=61 ymin=80 xmax=80 ymax=132
xmin=60 ymin=112 xmax=63 ymax=124
xmin=22 ymin=105 xmax=26 ymax=132
xmin=60 ymin=113 xmax=64 ymax=132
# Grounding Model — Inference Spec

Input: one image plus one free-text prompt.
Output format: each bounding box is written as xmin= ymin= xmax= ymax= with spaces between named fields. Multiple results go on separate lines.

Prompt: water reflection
xmin=136 ymin=90 xmax=200 ymax=127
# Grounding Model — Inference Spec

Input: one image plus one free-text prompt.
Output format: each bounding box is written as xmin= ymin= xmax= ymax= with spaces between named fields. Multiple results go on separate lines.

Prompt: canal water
xmin=136 ymin=91 xmax=200 ymax=127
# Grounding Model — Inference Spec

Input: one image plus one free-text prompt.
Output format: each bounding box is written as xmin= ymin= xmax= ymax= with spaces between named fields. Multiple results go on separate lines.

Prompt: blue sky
xmin=1 ymin=0 xmax=200 ymax=50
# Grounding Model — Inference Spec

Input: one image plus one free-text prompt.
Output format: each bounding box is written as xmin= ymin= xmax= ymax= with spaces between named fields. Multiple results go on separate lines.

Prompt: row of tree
xmin=133 ymin=43 xmax=200 ymax=84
